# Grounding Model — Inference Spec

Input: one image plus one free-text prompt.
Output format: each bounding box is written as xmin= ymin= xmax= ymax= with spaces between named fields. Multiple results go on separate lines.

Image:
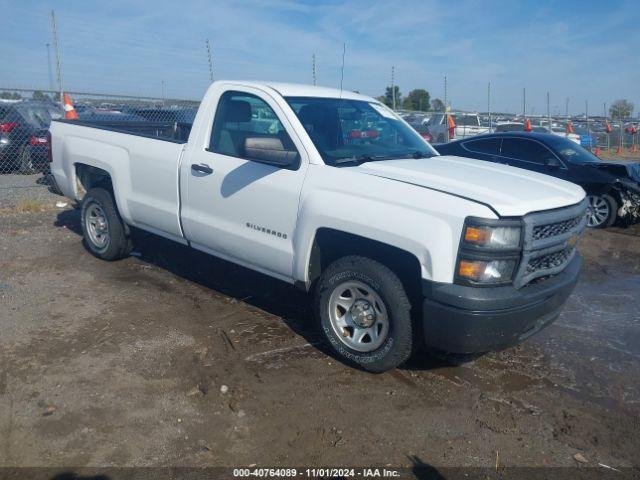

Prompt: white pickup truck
xmin=50 ymin=81 xmax=587 ymax=372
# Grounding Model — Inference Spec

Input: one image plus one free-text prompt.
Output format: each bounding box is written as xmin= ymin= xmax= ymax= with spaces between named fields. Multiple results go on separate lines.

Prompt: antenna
xmin=339 ymin=43 xmax=346 ymax=97
xmin=488 ymin=81 xmax=491 ymax=129
xmin=391 ymin=66 xmax=396 ymax=110
xmin=312 ymin=53 xmax=317 ymax=86
xmin=206 ymin=39 xmax=214 ymax=83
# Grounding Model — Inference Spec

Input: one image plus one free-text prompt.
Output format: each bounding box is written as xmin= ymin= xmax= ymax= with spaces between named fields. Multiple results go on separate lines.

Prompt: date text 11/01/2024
xmin=232 ymin=467 xmax=401 ymax=477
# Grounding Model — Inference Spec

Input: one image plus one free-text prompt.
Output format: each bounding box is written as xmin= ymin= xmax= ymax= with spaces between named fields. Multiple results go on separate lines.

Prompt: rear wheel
xmin=586 ymin=194 xmax=617 ymax=228
xmin=315 ymin=256 xmax=413 ymax=373
xmin=80 ymin=188 xmax=132 ymax=260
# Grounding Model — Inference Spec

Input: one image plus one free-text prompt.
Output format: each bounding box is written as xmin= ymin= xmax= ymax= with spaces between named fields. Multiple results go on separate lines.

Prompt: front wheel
xmin=80 ymin=187 xmax=132 ymax=260
xmin=315 ymin=256 xmax=414 ymax=373
xmin=586 ymin=194 xmax=617 ymax=228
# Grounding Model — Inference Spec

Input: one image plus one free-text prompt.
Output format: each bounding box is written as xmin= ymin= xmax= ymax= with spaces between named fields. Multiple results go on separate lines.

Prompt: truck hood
xmin=355 ymin=155 xmax=585 ymax=217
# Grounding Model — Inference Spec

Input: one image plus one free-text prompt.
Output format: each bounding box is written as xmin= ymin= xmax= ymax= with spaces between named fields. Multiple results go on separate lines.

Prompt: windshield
xmin=285 ymin=97 xmax=436 ymax=165
xmin=546 ymin=135 xmax=601 ymax=163
xmin=452 ymin=115 xmax=480 ymax=127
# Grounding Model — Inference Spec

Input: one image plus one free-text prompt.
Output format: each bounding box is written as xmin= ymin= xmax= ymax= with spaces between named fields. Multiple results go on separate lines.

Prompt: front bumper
xmin=422 ymin=253 xmax=581 ymax=353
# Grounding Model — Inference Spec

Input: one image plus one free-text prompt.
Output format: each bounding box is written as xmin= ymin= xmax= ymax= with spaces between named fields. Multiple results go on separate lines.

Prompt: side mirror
xmin=244 ymin=137 xmax=299 ymax=169
xmin=545 ymin=157 xmax=561 ymax=167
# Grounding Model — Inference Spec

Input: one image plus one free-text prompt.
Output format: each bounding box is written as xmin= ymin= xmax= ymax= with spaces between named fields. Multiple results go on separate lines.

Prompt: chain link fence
xmin=0 ymin=88 xmax=199 ymax=189
xmin=2 ymin=86 xmax=639 ymax=203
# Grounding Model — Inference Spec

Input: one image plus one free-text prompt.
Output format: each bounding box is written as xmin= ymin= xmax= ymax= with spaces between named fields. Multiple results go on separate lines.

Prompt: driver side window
xmin=209 ymin=91 xmax=298 ymax=165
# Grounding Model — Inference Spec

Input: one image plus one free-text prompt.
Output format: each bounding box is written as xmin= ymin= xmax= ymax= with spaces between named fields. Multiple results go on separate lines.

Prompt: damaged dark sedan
xmin=434 ymin=132 xmax=640 ymax=228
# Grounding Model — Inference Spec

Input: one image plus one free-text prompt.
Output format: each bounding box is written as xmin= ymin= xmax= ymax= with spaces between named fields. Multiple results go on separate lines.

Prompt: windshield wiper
xmin=333 ymin=154 xmax=394 ymax=165
xmin=333 ymin=151 xmax=431 ymax=166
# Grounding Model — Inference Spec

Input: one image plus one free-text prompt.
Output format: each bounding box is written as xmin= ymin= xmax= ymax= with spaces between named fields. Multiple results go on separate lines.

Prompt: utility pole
xmin=444 ymin=76 xmax=448 ymax=110
xmin=161 ymin=80 xmax=166 ymax=106
xmin=603 ymin=102 xmax=607 ymax=120
xmin=45 ymin=43 xmax=54 ymax=92
xmin=488 ymin=81 xmax=492 ymax=129
xmin=391 ymin=66 xmax=396 ymax=110
xmin=312 ymin=53 xmax=317 ymax=86
xmin=205 ymin=39 xmax=214 ymax=83
xmin=565 ymin=97 xmax=569 ymax=120
xmin=522 ymin=87 xmax=526 ymax=119
xmin=547 ymin=91 xmax=551 ymax=129
xmin=50 ymin=10 xmax=63 ymax=107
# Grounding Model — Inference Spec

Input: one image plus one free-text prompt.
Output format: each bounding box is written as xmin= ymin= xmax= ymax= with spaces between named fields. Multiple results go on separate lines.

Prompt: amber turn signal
xmin=458 ymin=259 xmax=483 ymax=280
xmin=464 ymin=226 xmax=491 ymax=244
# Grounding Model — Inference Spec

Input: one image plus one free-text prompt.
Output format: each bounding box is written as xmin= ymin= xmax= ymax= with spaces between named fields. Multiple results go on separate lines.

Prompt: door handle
xmin=191 ymin=163 xmax=213 ymax=174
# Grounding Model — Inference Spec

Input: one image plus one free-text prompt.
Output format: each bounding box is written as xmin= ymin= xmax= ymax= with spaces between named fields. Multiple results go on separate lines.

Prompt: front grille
xmin=526 ymin=247 xmax=574 ymax=275
xmin=514 ymin=199 xmax=588 ymax=288
xmin=532 ymin=216 xmax=582 ymax=241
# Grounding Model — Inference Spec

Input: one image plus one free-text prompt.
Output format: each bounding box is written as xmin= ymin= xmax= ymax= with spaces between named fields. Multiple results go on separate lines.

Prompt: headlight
xmin=456 ymin=217 xmax=523 ymax=286
xmin=457 ymin=258 xmax=518 ymax=284
xmin=462 ymin=222 xmax=522 ymax=250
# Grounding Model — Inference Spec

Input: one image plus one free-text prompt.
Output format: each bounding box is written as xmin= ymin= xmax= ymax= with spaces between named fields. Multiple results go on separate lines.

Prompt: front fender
xmin=292 ymin=186 xmax=496 ymax=285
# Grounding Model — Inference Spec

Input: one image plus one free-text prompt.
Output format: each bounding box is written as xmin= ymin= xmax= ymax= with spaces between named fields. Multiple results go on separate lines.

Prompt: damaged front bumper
xmin=617 ymin=182 xmax=640 ymax=224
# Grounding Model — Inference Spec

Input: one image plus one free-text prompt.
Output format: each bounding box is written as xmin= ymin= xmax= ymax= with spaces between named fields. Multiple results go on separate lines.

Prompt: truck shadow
xmin=54 ymin=209 xmax=328 ymax=354
xmin=54 ymin=208 xmax=465 ymax=372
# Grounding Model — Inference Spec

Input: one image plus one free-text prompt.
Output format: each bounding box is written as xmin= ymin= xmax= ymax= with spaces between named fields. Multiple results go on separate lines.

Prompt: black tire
xmin=315 ymin=256 xmax=413 ymax=373
xmin=17 ymin=146 xmax=36 ymax=174
xmin=80 ymin=187 xmax=132 ymax=260
xmin=587 ymin=193 xmax=618 ymax=229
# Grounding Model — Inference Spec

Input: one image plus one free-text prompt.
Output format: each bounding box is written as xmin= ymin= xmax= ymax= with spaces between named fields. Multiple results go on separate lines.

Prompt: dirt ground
xmin=1 ymin=208 xmax=639 ymax=475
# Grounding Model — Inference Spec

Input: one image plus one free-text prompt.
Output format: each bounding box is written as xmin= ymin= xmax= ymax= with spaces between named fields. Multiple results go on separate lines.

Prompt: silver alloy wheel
xmin=586 ymin=195 xmax=610 ymax=227
xmin=328 ymin=280 xmax=389 ymax=352
xmin=85 ymin=202 xmax=110 ymax=251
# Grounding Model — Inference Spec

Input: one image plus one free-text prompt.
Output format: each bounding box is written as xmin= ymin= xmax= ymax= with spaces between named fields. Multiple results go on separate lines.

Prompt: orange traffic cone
xmin=616 ymin=146 xmax=622 ymax=155
xmin=594 ymin=146 xmax=601 ymax=156
xmin=524 ymin=118 xmax=532 ymax=132
xmin=63 ymin=93 xmax=79 ymax=119
xmin=566 ymin=122 xmax=574 ymax=134
xmin=447 ymin=114 xmax=455 ymax=140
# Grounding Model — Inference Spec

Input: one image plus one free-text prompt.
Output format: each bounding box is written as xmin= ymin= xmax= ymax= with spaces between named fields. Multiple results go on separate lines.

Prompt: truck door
xmin=180 ymin=87 xmax=308 ymax=281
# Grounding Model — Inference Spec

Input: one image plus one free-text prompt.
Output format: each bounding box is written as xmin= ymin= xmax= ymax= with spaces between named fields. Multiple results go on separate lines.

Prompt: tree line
xmin=376 ymin=86 xmax=444 ymax=112
xmin=375 ymin=86 xmax=636 ymax=119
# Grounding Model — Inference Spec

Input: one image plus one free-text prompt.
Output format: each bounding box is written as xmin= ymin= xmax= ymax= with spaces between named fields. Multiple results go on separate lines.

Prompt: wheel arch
xmin=301 ymin=228 xmax=423 ymax=303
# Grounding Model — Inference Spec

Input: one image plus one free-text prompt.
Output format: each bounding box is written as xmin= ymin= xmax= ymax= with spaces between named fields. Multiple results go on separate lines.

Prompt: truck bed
xmin=54 ymin=119 xmax=192 ymax=143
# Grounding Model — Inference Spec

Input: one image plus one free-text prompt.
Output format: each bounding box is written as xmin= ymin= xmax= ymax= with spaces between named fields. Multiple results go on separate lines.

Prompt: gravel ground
xmin=0 ymin=209 xmax=639 ymax=478
xmin=0 ymin=174 xmax=64 ymax=210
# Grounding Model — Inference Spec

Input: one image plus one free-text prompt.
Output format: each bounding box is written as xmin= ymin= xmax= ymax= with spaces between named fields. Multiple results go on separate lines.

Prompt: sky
xmin=1 ymin=0 xmax=639 ymax=114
